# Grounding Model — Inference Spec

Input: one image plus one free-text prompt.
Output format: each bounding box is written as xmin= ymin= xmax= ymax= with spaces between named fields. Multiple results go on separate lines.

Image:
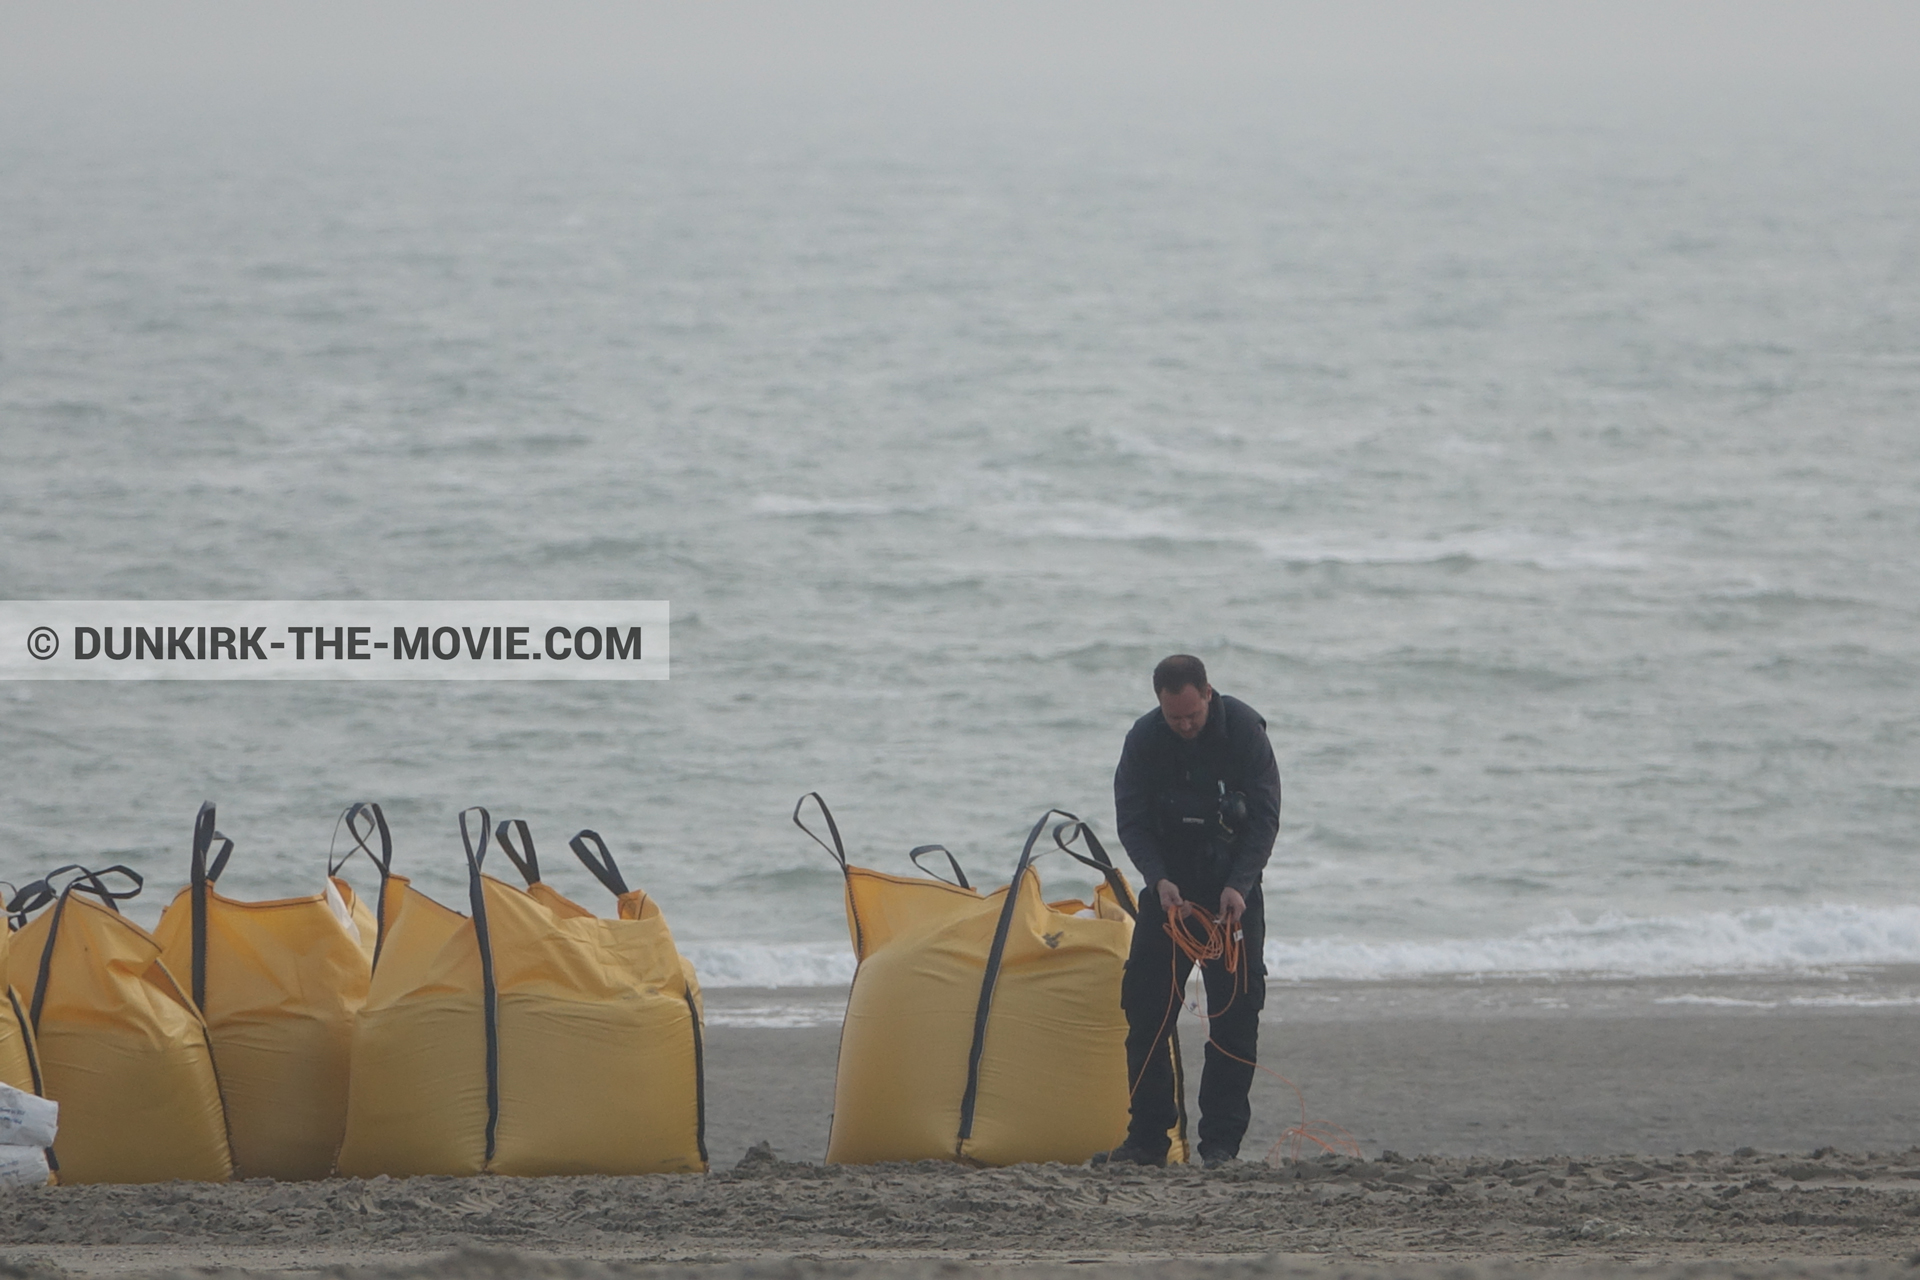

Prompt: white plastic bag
xmin=0 ymin=1082 xmax=57 ymax=1150
xmin=0 ymin=1144 xmax=50 ymax=1189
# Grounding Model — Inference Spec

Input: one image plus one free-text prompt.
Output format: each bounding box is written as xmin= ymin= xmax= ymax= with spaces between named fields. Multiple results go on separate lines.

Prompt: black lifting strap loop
xmin=208 ymin=835 xmax=234 ymax=882
xmin=7 ymin=864 xmax=134 ymax=927
xmin=330 ymin=801 xmax=395 ymax=969
xmin=457 ymin=806 xmax=502 ymax=1163
xmin=460 ymin=806 xmax=493 ymax=882
xmin=18 ymin=863 xmax=142 ymax=1033
xmin=64 ymin=864 xmax=142 ymax=911
xmin=493 ymin=819 xmax=541 ymax=887
xmin=1051 ymin=818 xmax=1138 ymax=920
xmin=793 ymin=792 xmax=849 ymax=873
xmin=5 ymin=873 xmax=63 ymax=929
xmin=1008 ymin=809 xmax=1078 ymax=907
xmin=189 ymin=799 xmax=234 ymax=888
xmin=8 ymin=864 xmax=137 ymax=924
xmin=908 ymin=844 xmax=972 ymax=890
xmin=329 ymin=802 xmax=395 ymax=881
xmin=958 ymin=807 xmax=1079 ymax=1142
xmin=567 ymin=830 xmax=630 ymax=898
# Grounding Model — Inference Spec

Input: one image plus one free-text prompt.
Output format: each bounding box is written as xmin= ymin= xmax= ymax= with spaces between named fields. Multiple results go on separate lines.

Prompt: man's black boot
xmin=1089 ymin=1139 xmax=1168 ymax=1168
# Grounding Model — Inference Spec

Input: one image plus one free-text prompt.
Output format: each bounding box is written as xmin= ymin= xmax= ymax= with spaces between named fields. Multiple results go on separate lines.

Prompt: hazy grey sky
xmin=3 ymin=1 xmax=1916 ymax=98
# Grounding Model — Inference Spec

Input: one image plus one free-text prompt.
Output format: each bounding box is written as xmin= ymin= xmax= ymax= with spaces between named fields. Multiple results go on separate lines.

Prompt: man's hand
xmin=1156 ymin=879 xmax=1184 ymax=915
xmin=1218 ymin=886 xmax=1246 ymax=929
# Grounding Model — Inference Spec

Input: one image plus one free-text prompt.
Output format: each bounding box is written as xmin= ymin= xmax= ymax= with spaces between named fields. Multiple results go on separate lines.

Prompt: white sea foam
xmin=680 ymin=903 xmax=1920 ymax=988
xmin=1024 ymin=503 xmax=1648 ymax=572
xmin=680 ymin=940 xmax=856 ymax=988
xmin=749 ymin=494 xmax=905 ymax=517
xmin=1653 ymin=993 xmax=1920 ymax=1011
xmin=1031 ymin=505 xmax=1215 ymax=544
xmin=704 ymin=1003 xmax=848 ymax=1028
xmin=1251 ymin=528 xmax=1650 ymax=572
xmin=1262 ymin=903 xmax=1920 ymax=982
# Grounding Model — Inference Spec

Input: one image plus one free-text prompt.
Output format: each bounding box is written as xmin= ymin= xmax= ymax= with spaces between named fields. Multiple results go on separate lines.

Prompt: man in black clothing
xmin=1097 ymin=654 xmax=1281 ymax=1169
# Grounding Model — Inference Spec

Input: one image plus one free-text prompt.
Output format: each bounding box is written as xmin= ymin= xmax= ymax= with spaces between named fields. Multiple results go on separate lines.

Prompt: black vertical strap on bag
xmin=566 ymin=828 xmax=709 ymax=1168
xmin=6 ymin=987 xmax=43 ymax=1098
xmin=3 ymin=875 xmax=55 ymax=1140
xmin=793 ymin=792 xmax=864 ymax=955
xmin=328 ymin=802 xmax=396 ymax=970
xmin=685 ymin=986 xmax=708 ymax=1169
xmin=0 ymin=876 xmax=53 ymax=1169
xmin=3 ymin=956 xmax=49 ymax=1171
xmin=493 ymin=820 xmax=541 ymax=887
xmin=188 ymin=801 xmax=236 ymax=1013
xmin=458 ymin=806 xmax=502 ymax=1165
xmin=955 ymin=808 xmax=1076 ymax=1146
xmin=14 ymin=865 xmax=152 ymax=1180
xmin=1053 ymin=815 xmax=1190 ymax=1153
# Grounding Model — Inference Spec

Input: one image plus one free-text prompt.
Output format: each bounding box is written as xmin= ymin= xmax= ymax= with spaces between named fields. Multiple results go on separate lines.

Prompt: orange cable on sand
xmin=1151 ymin=901 xmax=1363 ymax=1166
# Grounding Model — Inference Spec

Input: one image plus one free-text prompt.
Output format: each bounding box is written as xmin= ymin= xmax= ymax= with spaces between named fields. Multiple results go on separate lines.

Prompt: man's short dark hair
xmin=1153 ymin=654 xmax=1209 ymax=696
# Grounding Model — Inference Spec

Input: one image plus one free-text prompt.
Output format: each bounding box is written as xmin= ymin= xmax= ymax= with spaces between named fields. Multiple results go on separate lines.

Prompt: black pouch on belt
xmin=1159 ymin=782 xmax=1221 ymax=839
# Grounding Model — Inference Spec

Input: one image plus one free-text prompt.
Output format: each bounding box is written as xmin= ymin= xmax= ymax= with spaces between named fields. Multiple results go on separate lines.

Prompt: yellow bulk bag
xmin=337 ymin=808 xmax=706 ymax=1177
xmin=494 ymin=820 xmax=705 ymax=1027
xmin=153 ymin=801 xmax=386 ymax=1180
xmin=0 ymin=923 xmax=43 ymax=1096
xmin=4 ymin=866 xmax=231 ymax=1184
xmin=796 ymin=795 xmax=1188 ymax=1166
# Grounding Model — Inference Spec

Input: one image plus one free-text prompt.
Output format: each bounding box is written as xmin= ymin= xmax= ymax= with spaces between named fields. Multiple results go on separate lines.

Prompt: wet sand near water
xmin=701 ymin=975 xmax=1920 ymax=1165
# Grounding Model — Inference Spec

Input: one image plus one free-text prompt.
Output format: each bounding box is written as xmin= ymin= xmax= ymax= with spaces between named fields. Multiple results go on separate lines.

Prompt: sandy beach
xmin=6 ymin=974 xmax=1919 ymax=1278
xmin=5 ymin=1144 xmax=1920 ymax=1279
xmin=702 ymin=972 xmax=1920 ymax=1166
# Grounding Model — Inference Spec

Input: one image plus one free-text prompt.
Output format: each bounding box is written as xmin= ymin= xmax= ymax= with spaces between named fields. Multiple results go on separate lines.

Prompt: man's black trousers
xmin=1120 ymin=884 xmax=1265 ymax=1160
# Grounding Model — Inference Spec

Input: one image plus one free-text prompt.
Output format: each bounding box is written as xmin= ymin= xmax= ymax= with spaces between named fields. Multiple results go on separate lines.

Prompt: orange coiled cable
xmin=1134 ymin=901 xmax=1361 ymax=1165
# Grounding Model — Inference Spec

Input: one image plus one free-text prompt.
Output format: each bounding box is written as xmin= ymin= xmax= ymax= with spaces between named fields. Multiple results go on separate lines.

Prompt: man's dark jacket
xmin=1113 ymin=691 xmax=1282 ymax=898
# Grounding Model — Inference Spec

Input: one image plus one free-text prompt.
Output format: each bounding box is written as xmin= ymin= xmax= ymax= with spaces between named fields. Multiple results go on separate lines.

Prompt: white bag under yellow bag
xmin=0 ymin=1078 xmax=58 ymax=1189
xmin=153 ymin=801 xmax=385 ymax=1180
xmin=797 ymin=794 xmax=1188 ymax=1166
xmin=0 ymin=1079 xmax=58 ymax=1149
xmin=337 ymin=808 xmax=705 ymax=1177
xmin=0 ymin=1144 xmax=51 ymax=1190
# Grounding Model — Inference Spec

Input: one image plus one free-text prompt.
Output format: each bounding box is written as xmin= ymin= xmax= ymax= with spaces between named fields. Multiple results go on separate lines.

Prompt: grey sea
xmin=3 ymin=36 xmax=1918 ymax=1013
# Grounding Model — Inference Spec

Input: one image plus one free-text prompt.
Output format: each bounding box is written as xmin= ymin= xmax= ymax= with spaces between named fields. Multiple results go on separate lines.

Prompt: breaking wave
xmin=682 ymin=903 xmax=1920 ymax=988
xmin=1026 ymin=503 xmax=1650 ymax=571
xmin=1262 ymin=903 xmax=1920 ymax=982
